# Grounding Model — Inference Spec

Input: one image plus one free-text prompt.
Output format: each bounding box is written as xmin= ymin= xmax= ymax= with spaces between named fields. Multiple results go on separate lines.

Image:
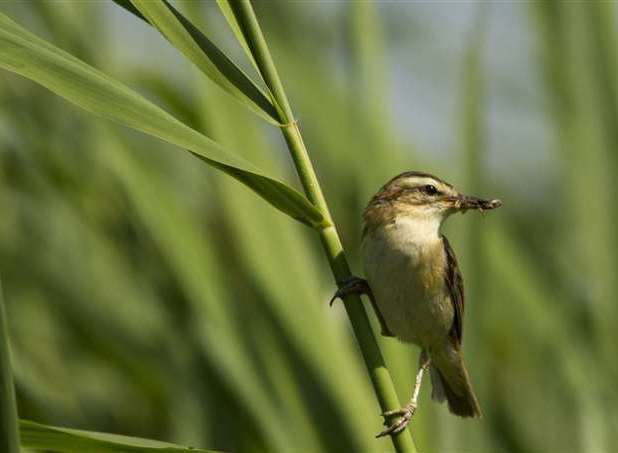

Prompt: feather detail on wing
xmin=442 ymin=235 xmax=464 ymax=345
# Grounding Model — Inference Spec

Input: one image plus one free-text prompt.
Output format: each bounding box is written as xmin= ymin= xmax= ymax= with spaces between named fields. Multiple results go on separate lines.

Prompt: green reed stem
xmin=231 ymin=1 xmax=417 ymax=451
xmin=0 ymin=280 xmax=20 ymax=453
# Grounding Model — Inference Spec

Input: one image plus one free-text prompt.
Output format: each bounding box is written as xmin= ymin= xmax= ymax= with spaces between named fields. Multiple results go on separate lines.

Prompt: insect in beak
xmin=448 ymin=195 xmax=502 ymax=214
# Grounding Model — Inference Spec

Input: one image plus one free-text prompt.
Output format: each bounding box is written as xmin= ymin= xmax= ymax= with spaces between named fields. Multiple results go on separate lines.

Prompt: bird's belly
xmin=362 ymin=231 xmax=454 ymax=347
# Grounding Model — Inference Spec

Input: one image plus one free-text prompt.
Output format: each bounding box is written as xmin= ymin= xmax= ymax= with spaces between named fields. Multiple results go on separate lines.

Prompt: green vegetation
xmin=0 ymin=281 xmax=19 ymax=453
xmin=0 ymin=1 xmax=616 ymax=452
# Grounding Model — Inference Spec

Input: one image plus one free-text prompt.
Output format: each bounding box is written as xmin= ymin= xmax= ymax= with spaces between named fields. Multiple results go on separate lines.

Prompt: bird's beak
xmin=447 ymin=194 xmax=502 ymax=213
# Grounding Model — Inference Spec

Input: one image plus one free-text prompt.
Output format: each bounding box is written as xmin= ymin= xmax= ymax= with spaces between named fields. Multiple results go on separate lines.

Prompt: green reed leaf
xmin=0 ymin=280 xmax=19 ymax=453
xmin=215 ymin=0 xmax=261 ymax=73
xmin=0 ymin=12 xmax=326 ymax=228
xmin=20 ymin=419 xmax=215 ymax=452
xmin=112 ymin=0 xmax=280 ymax=124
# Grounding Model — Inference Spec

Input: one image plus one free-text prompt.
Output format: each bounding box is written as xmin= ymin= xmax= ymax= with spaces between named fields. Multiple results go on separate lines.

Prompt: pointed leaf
xmin=215 ymin=0 xmax=261 ymax=73
xmin=0 ymin=12 xmax=326 ymax=228
xmin=112 ymin=0 xmax=280 ymax=123
xmin=19 ymin=420 xmax=216 ymax=452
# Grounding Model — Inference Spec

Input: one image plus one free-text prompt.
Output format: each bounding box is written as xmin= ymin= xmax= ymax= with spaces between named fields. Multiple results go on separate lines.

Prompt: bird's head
xmin=363 ymin=171 xmax=502 ymax=232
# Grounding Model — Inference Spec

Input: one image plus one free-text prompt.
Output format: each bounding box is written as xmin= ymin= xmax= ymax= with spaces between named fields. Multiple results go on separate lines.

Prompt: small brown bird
xmin=331 ymin=171 xmax=502 ymax=437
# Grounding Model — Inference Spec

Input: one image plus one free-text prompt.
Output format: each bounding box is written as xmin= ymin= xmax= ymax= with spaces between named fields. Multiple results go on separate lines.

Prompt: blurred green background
xmin=1 ymin=1 xmax=617 ymax=452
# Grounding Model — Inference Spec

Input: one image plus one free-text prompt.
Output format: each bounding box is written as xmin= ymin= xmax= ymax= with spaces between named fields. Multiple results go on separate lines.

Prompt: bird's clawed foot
xmin=376 ymin=403 xmax=417 ymax=438
xmin=376 ymin=353 xmax=430 ymax=438
xmin=329 ymin=276 xmax=370 ymax=306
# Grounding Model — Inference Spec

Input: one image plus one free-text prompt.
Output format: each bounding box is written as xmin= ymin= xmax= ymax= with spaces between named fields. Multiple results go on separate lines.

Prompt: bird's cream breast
xmin=361 ymin=217 xmax=454 ymax=346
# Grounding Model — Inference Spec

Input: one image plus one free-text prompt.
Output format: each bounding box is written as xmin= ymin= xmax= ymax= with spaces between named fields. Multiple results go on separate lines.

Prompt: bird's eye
xmin=423 ymin=185 xmax=438 ymax=195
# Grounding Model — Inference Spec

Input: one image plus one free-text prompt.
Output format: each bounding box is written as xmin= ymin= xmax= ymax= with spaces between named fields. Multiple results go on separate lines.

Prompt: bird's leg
xmin=376 ymin=351 xmax=431 ymax=438
xmin=330 ymin=276 xmax=394 ymax=337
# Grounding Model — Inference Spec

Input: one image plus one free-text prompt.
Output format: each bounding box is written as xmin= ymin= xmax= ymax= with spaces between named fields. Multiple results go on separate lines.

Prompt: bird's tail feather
xmin=430 ymin=344 xmax=482 ymax=418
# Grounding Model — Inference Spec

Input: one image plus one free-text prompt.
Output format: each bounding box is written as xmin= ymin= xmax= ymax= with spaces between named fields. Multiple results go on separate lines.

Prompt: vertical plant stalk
xmin=0 ymin=280 xmax=20 ymax=453
xmin=460 ymin=3 xmax=489 ymax=318
xmin=231 ymin=1 xmax=417 ymax=451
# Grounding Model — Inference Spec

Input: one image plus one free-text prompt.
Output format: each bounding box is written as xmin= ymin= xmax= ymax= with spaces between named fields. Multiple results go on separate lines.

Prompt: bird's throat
xmin=390 ymin=215 xmax=443 ymax=248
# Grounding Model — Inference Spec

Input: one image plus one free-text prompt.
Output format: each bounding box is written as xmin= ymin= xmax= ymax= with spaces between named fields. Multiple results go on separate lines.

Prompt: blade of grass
xmin=222 ymin=1 xmax=416 ymax=451
xmin=0 ymin=280 xmax=20 ymax=453
xmin=198 ymin=87 xmax=380 ymax=450
xmin=449 ymin=5 xmax=490 ymax=451
xmin=580 ymin=0 xmax=618 ymax=346
xmin=112 ymin=0 xmax=278 ymax=124
xmin=216 ymin=0 xmax=260 ymax=73
xmin=533 ymin=0 xmax=616 ymax=377
xmin=486 ymin=220 xmax=608 ymax=452
xmin=102 ymin=134 xmax=299 ymax=450
xmin=19 ymin=419 xmax=215 ymax=452
xmin=0 ymin=12 xmax=325 ymax=228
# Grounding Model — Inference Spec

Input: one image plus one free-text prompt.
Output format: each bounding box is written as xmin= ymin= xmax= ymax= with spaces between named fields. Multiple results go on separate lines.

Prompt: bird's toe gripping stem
xmin=329 ymin=276 xmax=395 ymax=337
xmin=376 ymin=403 xmax=417 ymax=438
xmin=376 ymin=353 xmax=430 ymax=438
xmin=329 ymin=276 xmax=370 ymax=306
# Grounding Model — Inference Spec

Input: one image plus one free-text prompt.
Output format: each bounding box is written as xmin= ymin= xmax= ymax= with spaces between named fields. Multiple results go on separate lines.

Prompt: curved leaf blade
xmin=215 ymin=0 xmax=261 ymax=74
xmin=120 ymin=0 xmax=280 ymax=124
xmin=0 ymin=12 xmax=325 ymax=228
xmin=19 ymin=420 xmax=216 ymax=452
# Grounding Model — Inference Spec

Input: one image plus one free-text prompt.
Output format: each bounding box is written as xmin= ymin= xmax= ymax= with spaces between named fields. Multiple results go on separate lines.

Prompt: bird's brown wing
xmin=442 ymin=235 xmax=464 ymax=345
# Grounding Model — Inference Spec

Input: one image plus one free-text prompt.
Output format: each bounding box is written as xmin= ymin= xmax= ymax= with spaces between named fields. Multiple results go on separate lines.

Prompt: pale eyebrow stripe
xmin=394 ymin=171 xmax=454 ymax=189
